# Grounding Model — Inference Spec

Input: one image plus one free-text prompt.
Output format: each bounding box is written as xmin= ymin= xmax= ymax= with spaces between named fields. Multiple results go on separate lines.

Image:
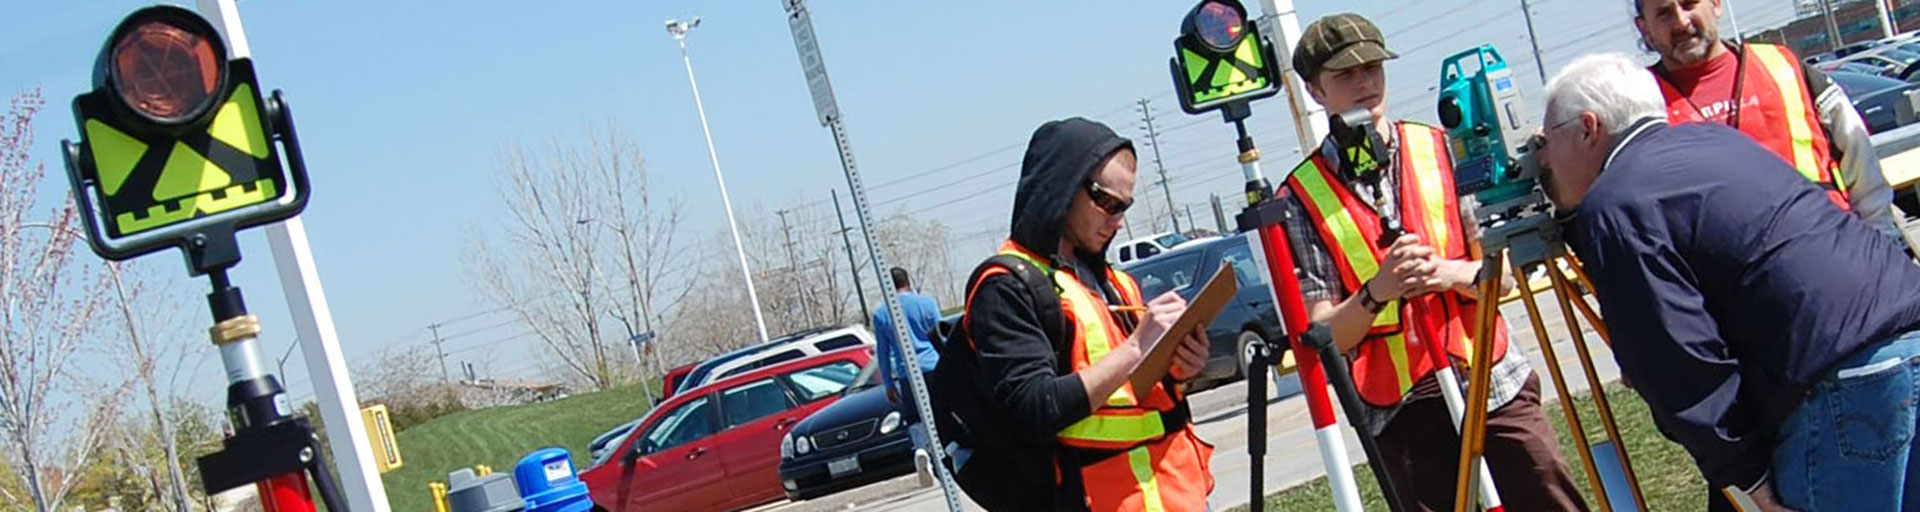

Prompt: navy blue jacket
xmin=1565 ymin=121 xmax=1920 ymax=490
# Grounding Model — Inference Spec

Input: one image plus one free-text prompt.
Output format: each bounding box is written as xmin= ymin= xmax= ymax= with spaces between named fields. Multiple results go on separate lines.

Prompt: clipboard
xmin=1127 ymin=265 xmax=1238 ymax=394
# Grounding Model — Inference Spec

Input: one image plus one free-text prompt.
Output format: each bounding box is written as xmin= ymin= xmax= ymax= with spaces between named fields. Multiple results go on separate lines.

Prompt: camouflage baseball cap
xmin=1293 ymin=13 xmax=1398 ymax=80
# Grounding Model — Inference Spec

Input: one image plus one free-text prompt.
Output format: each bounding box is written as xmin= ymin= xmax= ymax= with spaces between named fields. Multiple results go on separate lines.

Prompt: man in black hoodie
xmin=961 ymin=117 xmax=1214 ymax=511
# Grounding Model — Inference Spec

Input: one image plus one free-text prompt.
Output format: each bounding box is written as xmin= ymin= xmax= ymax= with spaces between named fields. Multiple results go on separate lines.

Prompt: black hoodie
xmin=960 ymin=118 xmax=1132 ymax=508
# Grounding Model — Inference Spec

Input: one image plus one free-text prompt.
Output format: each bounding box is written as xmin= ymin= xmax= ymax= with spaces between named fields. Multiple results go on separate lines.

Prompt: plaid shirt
xmin=1277 ymin=126 xmax=1528 ymax=436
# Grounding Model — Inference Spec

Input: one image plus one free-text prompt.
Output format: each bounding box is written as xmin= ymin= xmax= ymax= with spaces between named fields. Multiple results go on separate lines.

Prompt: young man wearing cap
xmin=1634 ymin=0 xmax=1899 ymax=240
xmin=1276 ymin=13 xmax=1588 ymax=511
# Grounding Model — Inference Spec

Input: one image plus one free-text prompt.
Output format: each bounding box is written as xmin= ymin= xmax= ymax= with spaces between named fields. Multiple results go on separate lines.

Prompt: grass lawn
xmin=376 ymin=384 xmax=656 ymax=511
xmin=1239 ymin=385 xmax=1707 ymax=511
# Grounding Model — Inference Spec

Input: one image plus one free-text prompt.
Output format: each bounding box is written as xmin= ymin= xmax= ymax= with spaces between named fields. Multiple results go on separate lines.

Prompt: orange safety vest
xmin=1654 ymin=43 xmax=1851 ymax=210
xmin=1283 ymin=122 xmax=1510 ymax=408
xmin=978 ymin=241 xmax=1214 ymax=512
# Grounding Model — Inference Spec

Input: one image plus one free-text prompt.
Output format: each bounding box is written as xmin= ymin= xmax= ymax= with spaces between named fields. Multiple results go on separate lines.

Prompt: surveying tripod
xmin=1449 ymin=194 xmax=1647 ymax=512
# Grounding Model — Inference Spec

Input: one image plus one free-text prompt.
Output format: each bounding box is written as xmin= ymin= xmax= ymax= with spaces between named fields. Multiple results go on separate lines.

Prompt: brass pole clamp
xmin=1238 ymin=149 xmax=1261 ymax=164
xmin=210 ymin=315 xmax=262 ymax=346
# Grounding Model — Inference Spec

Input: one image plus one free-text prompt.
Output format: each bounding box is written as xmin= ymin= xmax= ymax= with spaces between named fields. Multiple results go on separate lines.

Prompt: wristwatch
xmin=1358 ymin=278 xmax=1388 ymax=314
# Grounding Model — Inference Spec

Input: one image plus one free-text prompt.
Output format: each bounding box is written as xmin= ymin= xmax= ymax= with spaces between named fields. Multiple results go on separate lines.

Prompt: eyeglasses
xmin=1083 ymin=181 xmax=1133 ymax=216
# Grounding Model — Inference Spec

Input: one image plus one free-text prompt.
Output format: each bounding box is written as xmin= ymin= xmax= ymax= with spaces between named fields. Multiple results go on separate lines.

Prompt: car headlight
xmin=879 ymin=411 xmax=902 ymax=435
xmin=795 ymin=435 xmax=813 ymax=455
xmin=781 ymin=434 xmax=795 ymax=459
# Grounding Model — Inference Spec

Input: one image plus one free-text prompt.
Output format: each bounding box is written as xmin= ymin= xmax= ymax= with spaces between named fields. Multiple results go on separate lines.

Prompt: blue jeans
xmin=1773 ymin=329 xmax=1920 ymax=511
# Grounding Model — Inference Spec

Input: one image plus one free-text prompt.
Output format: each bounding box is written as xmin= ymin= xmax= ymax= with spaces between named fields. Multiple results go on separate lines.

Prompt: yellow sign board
xmin=361 ymin=404 xmax=403 ymax=473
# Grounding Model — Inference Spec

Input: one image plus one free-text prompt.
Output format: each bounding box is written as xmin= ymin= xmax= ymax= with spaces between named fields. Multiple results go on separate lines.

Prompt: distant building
xmin=1746 ymin=0 xmax=1920 ymax=55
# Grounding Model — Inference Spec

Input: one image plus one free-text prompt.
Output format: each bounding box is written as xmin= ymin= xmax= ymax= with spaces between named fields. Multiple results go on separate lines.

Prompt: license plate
xmin=827 ymin=455 xmax=861 ymax=477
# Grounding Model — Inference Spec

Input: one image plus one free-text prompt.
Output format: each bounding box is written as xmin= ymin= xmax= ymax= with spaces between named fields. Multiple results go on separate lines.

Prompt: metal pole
xmin=1256 ymin=0 xmax=1330 ymax=155
xmin=1726 ymin=0 xmax=1746 ymax=44
xmin=1822 ymin=0 xmax=1845 ymax=51
xmin=1520 ymin=0 xmax=1549 ymax=85
xmin=430 ymin=323 xmax=449 ymax=383
xmin=1212 ymin=194 xmax=1229 ymax=233
xmin=670 ymin=23 xmax=771 ymax=343
xmin=1140 ymin=98 xmax=1181 ymax=233
xmin=193 ymin=2 xmax=389 ymax=509
xmin=782 ymin=3 xmax=963 ymax=508
xmin=832 ymin=190 xmax=871 ymax=321
xmin=1879 ymin=0 xmax=1897 ymax=38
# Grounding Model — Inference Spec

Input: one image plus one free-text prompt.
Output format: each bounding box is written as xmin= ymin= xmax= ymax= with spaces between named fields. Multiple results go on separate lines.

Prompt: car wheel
xmin=1236 ymin=330 xmax=1263 ymax=380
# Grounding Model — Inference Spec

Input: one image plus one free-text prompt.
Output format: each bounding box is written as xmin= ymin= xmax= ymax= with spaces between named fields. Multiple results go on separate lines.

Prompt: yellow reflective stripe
xmin=1292 ymin=163 xmax=1400 ymax=328
xmin=1750 ymin=46 xmax=1821 ymax=182
xmin=1402 ymin=127 xmax=1451 ymax=254
xmin=1059 ymin=410 xmax=1167 ymax=444
xmin=1385 ymin=333 xmax=1414 ymax=393
xmin=1128 ymin=446 xmax=1168 ymax=512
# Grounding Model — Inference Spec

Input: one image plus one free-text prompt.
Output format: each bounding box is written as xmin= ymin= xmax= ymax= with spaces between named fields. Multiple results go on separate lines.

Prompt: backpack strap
xmin=962 ymin=254 xmax=1067 ymax=359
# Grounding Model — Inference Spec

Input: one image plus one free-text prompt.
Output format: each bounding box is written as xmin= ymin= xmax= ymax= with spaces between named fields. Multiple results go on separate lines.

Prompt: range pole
xmin=193 ymin=1 xmax=390 ymax=509
xmin=832 ymin=190 xmax=872 ymax=321
xmin=782 ymin=2 xmax=963 ymax=509
xmin=1252 ymin=1 xmax=1363 ymax=510
xmin=1139 ymin=98 xmax=1182 ymax=233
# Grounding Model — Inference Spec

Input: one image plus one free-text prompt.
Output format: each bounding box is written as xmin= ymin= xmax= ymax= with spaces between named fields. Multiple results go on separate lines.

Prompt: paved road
xmin=759 ymin=287 xmax=1623 ymax=512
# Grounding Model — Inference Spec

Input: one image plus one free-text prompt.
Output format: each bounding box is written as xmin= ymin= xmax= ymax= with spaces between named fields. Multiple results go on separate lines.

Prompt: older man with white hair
xmin=1540 ymin=53 xmax=1920 ymax=512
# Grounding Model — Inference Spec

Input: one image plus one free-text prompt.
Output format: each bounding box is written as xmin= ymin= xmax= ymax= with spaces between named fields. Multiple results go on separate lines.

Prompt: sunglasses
xmin=1083 ymin=181 xmax=1133 ymax=216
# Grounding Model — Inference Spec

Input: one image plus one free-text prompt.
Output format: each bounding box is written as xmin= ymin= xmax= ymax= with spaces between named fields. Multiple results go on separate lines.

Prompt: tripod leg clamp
xmin=197 ymin=416 xmax=319 ymax=495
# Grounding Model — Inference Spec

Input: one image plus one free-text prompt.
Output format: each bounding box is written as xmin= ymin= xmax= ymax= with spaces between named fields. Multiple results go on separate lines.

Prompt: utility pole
xmin=775 ymin=208 xmax=813 ymax=324
xmin=1138 ymin=98 xmax=1181 ymax=233
xmin=1520 ymin=0 xmax=1549 ymax=84
xmin=832 ymin=190 xmax=871 ymax=321
xmin=1185 ymin=204 xmax=1198 ymax=234
xmin=1822 ymin=0 xmax=1844 ymax=51
xmin=429 ymin=323 xmax=449 ymax=383
xmin=1211 ymin=194 xmax=1230 ymax=233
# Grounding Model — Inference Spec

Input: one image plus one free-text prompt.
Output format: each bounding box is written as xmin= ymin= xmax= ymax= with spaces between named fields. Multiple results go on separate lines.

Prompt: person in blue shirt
xmin=871 ymin=267 xmax=942 ymax=483
xmin=1541 ymin=53 xmax=1920 ymax=512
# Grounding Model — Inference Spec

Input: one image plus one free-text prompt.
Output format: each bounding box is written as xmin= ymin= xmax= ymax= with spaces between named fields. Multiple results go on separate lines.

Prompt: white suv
xmin=674 ymin=325 xmax=874 ymax=396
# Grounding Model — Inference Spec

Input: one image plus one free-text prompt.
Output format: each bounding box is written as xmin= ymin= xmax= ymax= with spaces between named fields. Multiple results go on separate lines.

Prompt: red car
xmin=582 ymin=346 xmax=870 ymax=512
xmin=661 ymin=362 xmax=696 ymax=397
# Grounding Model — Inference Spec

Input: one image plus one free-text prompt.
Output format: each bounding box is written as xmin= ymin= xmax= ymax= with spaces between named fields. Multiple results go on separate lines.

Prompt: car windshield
xmin=785 ymin=361 xmax=862 ymax=402
xmin=1154 ymin=233 xmax=1190 ymax=248
xmin=845 ymin=361 xmax=881 ymax=394
xmin=1830 ymin=72 xmax=1906 ymax=98
xmin=1126 ymin=250 xmax=1206 ymax=299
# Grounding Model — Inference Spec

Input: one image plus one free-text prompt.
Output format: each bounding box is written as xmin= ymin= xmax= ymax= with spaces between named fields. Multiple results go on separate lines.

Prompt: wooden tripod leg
xmin=1510 ymin=261 xmax=1611 ymax=512
xmin=1454 ymin=254 xmax=1506 ymax=512
xmin=1548 ymin=258 xmax=1647 ymax=510
xmin=1559 ymin=252 xmax=1611 ymax=344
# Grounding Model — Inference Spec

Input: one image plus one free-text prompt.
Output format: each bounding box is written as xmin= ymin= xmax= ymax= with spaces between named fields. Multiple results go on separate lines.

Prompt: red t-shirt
xmin=1665 ymin=48 xmax=1763 ymax=125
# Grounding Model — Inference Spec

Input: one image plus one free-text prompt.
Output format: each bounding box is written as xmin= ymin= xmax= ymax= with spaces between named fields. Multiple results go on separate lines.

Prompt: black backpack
xmin=928 ymin=254 xmax=1073 ymax=510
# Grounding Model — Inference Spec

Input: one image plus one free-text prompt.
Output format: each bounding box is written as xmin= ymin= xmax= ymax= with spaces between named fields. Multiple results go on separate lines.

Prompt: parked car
xmin=673 ymin=325 xmax=873 ymax=397
xmin=1109 ymin=231 xmax=1198 ymax=265
xmin=587 ymin=419 xmax=642 ymax=467
xmin=1830 ymin=71 xmax=1920 ymax=133
xmin=661 ymin=362 xmax=696 ymax=397
xmin=776 ymin=362 xmax=914 ymax=500
xmin=1119 ymin=232 xmax=1286 ymax=391
xmin=580 ymin=346 xmax=871 ymax=512
xmin=1837 ymin=47 xmax=1920 ymax=81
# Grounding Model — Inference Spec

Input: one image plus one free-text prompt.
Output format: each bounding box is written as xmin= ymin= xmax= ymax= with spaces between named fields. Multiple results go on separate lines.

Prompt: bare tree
xmin=465 ymin=124 xmax=690 ymax=390
xmin=0 ymin=89 xmax=131 ymax=511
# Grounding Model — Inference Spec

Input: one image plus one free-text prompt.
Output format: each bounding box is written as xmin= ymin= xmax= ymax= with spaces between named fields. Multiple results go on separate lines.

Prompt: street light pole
xmin=668 ymin=18 xmax=771 ymax=343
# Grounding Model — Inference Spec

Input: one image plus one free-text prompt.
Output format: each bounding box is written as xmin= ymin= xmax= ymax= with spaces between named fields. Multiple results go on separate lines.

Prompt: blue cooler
xmin=513 ymin=448 xmax=593 ymax=512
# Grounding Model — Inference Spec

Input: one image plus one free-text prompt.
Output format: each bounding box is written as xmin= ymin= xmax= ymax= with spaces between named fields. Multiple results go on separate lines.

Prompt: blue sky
xmin=4 ymin=0 xmax=1798 ymax=404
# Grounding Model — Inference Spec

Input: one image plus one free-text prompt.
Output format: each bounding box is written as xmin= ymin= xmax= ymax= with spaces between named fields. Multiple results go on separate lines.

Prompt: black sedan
xmin=1831 ymin=71 xmax=1920 ymax=133
xmin=777 ymin=363 xmax=915 ymax=500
